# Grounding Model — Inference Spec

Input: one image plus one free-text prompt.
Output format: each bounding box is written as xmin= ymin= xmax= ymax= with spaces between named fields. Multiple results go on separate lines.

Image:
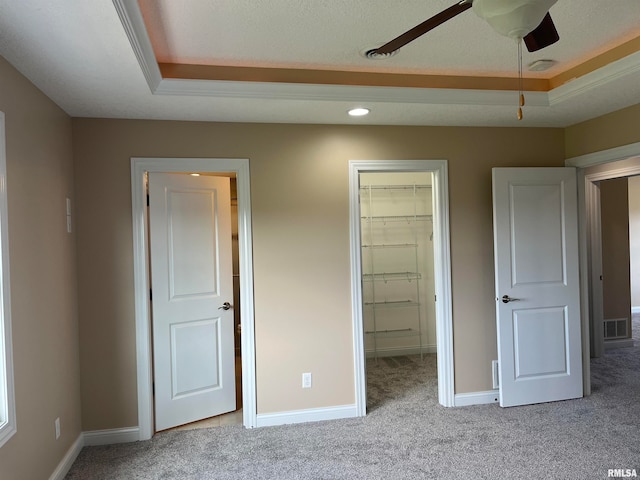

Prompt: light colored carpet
xmin=66 ymin=318 xmax=640 ymax=479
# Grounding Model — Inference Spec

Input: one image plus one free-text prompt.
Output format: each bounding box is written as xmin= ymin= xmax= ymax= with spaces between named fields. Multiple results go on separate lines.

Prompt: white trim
xmin=566 ymin=142 xmax=640 ymax=168
xmin=632 ymin=306 xmax=640 ymax=315
xmin=131 ymin=157 xmax=257 ymax=440
xmin=0 ymin=111 xmax=15 ymax=449
xmin=84 ymin=427 xmax=140 ymax=446
xmin=256 ymin=405 xmax=357 ymax=428
xmin=48 ymin=434 xmax=84 ymax=480
xmin=155 ymin=79 xmax=550 ymax=106
xmin=454 ymin=390 xmax=500 ymax=407
xmin=549 ymin=51 xmax=640 ymax=106
xmin=349 ymin=160 xmax=454 ymax=412
xmin=112 ymin=0 xmax=162 ymax=92
xmin=603 ymin=339 xmax=635 ymax=350
xmin=572 ymin=146 xmax=640 ymax=398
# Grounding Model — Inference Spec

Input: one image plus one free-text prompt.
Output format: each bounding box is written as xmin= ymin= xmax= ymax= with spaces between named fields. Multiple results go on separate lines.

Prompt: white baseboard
xmin=83 ymin=426 xmax=140 ymax=446
xmin=632 ymin=306 xmax=640 ymax=315
xmin=48 ymin=434 xmax=84 ymax=480
xmin=454 ymin=390 xmax=500 ymax=407
xmin=256 ymin=404 xmax=359 ymax=427
xmin=604 ymin=338 xmax=635 ymax=350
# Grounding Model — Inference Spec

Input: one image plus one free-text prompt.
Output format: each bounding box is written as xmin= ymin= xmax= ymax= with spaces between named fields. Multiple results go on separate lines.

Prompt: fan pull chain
xmin=517 ymin=39 xmax=524 ymax=120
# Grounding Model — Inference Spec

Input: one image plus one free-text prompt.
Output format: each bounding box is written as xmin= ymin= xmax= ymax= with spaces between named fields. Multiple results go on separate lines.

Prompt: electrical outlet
xmin=302 ymin=372 xmax=312 ymax=388
xmin=55 ymin=417 xmax=61 ymax=440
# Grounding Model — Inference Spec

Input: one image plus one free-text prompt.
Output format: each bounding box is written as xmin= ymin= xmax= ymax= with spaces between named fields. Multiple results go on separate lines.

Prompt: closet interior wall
xmin=360 ymin=172 xmax=436 ymax=359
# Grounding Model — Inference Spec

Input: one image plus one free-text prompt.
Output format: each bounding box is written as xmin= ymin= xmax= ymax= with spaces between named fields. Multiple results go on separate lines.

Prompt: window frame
xmin=0 ymin=111 xmax=16 ymax=448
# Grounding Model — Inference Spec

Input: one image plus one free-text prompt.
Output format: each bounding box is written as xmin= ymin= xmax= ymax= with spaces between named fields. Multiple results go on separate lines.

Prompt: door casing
xmin=568 ymin=142 xmax=640 ymax=397
xmin=131 ymin=157 xmax=256 ymax=439
xmin=349 ymin=160 xmax=454 ymax=412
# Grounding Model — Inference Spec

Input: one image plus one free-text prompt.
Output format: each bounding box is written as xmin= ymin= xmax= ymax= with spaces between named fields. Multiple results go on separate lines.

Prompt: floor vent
xmin=604 ymin=318 xmax=628 ymax=340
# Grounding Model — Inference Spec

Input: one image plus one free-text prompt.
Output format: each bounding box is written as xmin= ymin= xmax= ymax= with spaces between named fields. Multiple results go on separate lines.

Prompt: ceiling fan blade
xmin=374 ymin=1 xmax=472 ymax=55
xmin=523 ymin=13 xmax=559 ymax=52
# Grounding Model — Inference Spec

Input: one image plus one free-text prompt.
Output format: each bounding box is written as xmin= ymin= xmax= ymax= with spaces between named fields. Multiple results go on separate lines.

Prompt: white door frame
xmin=131 ymin=157 xmax=257 ymax=439
xmin=349 ymin=160 xmax=454 ymax=412
xmin=567 ymin=142 xmax=640 ymax=397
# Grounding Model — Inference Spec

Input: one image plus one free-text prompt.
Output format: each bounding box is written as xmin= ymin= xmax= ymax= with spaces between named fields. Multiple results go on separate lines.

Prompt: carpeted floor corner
xmin=65 ymin=317 xmax=640 ymax=479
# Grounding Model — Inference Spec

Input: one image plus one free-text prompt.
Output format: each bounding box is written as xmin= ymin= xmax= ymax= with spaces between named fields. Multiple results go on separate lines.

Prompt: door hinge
xmin=149 ymin=289 xmax=152 ymax=301
xmin=492 ymin=360 xmax=500 ymax=389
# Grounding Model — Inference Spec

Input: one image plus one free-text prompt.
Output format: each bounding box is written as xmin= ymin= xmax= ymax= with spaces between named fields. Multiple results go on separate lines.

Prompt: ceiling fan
xmin=372 ymin=0 xmax=559 ymax=56
xmin=370 ymin=0 xmax=559 ymax=120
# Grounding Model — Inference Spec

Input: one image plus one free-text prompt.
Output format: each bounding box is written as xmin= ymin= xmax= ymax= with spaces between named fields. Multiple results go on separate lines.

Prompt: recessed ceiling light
xmin=348 ymin=107 xmax=370 ymax=117
xmin=190 ymin=173 xmax=200 ymax=176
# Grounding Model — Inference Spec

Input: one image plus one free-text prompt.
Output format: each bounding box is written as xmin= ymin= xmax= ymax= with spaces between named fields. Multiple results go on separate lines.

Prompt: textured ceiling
xmin=138 ymin=0 xmax=640 ymax=78
xmin=0 ymin=0 xmax=639 ymax=127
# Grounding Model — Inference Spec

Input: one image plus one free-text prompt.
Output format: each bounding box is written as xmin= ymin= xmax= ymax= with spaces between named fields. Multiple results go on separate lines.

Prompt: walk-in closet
xmin=360 ymin=172 xmax=436 ymax=360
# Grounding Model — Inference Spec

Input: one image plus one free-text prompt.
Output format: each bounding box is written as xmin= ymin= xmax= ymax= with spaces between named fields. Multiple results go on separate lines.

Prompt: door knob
xmin=501 ymin=295 xmax=521 ymax=304
xmin=218 ymin=302 xmax=232 ymax=311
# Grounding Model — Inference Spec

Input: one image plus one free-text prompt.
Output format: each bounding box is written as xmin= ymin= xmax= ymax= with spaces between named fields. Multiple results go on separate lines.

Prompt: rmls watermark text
xmin=608 ymin=469 xmax=637 ymax=478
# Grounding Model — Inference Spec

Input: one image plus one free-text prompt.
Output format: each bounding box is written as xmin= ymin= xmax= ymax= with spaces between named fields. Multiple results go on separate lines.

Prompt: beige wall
xmin=0 ymin=42 xmax=638 ymax=475
xmin=71 ymin=119 xmax=565 ymax=429
xmin=0 ymin=57 xmax=81 ymax=480
xmin=565 ymin=104 xmax=640 ymax=158
xmin=629 ymin=176 xmax=640 ymax=309
xmin=599 ymin=178 xmax=631 ymax=322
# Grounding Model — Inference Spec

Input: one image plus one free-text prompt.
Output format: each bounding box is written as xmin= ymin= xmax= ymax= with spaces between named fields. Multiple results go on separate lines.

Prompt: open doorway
xmin=630 ymin=176 xmax=640 ymax=340
xmin=359 ymin=172 xmax=437 ymax=410
xmin=349 ymin=160 xmax=454 ymax=415
xmin=148 ymin=173 xmax=243 ymax=432
xmin=598 ymin=176 xmax=637 ymax=351
xmin=131 ymin=157 xmax=257 ymax=440
xmin=579 ymin=156 xmax=640 ymax=396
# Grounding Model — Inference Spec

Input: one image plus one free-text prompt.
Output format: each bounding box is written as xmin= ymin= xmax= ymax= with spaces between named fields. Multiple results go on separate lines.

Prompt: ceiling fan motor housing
xmin=473 ymin=0 xmax=558 ymax=40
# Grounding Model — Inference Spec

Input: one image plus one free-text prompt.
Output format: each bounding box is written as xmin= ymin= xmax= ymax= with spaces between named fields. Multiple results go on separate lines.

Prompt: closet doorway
xmin=360 ymin=172 xmax=437 ymax=410
xmin=349 ymin=160 xmax=454 ymax=416
xmin=360 ymin=172 xmax=436 ymax=360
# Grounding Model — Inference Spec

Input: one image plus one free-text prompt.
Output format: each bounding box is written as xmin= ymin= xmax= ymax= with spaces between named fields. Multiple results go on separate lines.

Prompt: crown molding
xmin=154 ymin=78 xmax=550 ymax=106
xmin=548 ymin=50 xmax=640 ymax=106
xmin=112 ymin=0 xmax=162 ymax=92
xmin=565 ymin=142 xmax=640 ymax=168
xmin=116 ymin=0 xmax=640 ymax=114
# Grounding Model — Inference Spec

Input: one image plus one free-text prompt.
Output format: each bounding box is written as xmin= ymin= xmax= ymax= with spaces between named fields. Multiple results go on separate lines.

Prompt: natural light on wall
xmin=0 ymin=111 xmax=16 ymax=448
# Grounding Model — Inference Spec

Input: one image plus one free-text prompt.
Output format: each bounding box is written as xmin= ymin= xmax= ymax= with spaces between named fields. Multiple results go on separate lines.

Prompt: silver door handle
xmin=501 ymin=295 xmax=521 ymax=304
xmin=218 ymin=302 xmax=232 ymax=311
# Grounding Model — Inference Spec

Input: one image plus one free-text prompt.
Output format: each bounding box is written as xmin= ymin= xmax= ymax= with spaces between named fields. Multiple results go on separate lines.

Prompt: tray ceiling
xmin=0 ymin=0 xmax=639 ymax=127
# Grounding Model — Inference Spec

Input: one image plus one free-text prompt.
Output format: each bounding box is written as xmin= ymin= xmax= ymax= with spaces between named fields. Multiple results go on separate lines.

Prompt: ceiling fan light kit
xmin=471 ymin=0 xmax=559 ymax=120
xmin=370 ymin=0 xmax=561 ymax=121
xmin=472 ymin=0 xmax=558 ymax=41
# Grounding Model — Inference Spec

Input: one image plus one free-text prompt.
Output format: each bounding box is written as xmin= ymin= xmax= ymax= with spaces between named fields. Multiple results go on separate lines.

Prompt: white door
xmin=149 ymin=172 xmax=235 ymax=431
xmin=492 ymin=167 xmax=582 ymax=407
